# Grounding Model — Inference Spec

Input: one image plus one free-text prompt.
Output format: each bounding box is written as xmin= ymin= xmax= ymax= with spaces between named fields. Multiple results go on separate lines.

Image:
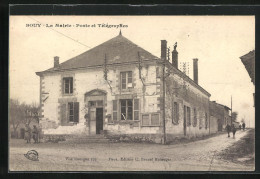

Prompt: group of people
xmin=24 ymin=124 xmax=39 ymax=143
xmin=226 ymin=122 xmax=246 ymax=138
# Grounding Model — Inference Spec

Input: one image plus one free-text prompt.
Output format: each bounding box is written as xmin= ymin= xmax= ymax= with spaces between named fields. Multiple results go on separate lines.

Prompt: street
xmin=9 ymin=129 xmax=254 ymax=171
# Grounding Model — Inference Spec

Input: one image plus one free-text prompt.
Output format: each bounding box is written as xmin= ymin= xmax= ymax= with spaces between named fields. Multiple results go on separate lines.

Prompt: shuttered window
xmin=112 ymin=100 xmax=117 ymax=121
xmin=172 ymin=102 xmax=179 ymax=124
xmin=141 ymin=113 xmax=160 ymax=126
xmin=193 ymin=108 xmax=197 ymax=127
xmin=68 ymin=102 xmax=79 ymax=123
xmin=133 ymin=99 xmax=140 ymax=121
xmin=61 ymin=104 xmax=67 ymax=126
xmin=187 ymin=107 xmax=191 ymax=126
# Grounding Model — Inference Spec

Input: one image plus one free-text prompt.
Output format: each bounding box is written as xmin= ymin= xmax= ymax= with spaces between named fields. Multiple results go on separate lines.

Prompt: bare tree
xmin=9 ymin=99 xmax=25 ymax=138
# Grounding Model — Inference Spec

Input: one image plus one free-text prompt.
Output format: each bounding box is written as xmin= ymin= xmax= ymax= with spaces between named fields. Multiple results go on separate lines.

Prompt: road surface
xmin=9 ymin=129 xmax=254 ymax=171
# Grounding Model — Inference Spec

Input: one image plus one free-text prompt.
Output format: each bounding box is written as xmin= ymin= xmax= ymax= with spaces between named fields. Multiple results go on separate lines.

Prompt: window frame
xmin=67 ymin=102 xmax=79 ymax=123
xmin=141 ymin=113 xmax=160 ymax=127
xmin=172 ymin=101 xmax=179 ymax=125
xmin=63 ymin=77 xmax=73 ymax=95
xmin=205 ymin=112 xmax=208 ymax=129
xmin=187 ymin=106 xmax=191 ymax=126
xmin=120 ymin=71 xmax=133 ymax=90
xmin=120 ymin=99 xmax=133 ymax=120
xmin=193 ymin=108 xmax=197 ymax=127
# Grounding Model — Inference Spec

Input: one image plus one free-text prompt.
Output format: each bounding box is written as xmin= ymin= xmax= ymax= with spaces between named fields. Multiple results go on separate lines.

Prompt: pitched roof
xmin=240 ymin=50 xmax=255 ymax=85
xmin=41 ymin=34 xmax=159 ymax=72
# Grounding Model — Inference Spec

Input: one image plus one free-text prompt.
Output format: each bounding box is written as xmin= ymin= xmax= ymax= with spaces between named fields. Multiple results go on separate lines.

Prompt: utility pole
xmin=162 ymin=56 xmax=166 ymax=145
xmin=231 ymin=96 xmax=233 ymax=125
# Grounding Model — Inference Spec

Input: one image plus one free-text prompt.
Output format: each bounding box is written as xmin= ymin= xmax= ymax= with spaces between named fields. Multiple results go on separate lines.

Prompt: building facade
xmin=36 ymin=33 xmax=211 ymax=143
xmin=209 ymin=101 xmax=231 ymax=133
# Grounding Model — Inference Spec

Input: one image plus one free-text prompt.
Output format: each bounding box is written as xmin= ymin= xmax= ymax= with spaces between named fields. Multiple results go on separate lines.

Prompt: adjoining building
xmin=209 ymin=101 xmax=231 ymax=133
xmin=36 ymin=32 xmax=211 ymax=144
xmin=240 ymin=50 xmax=255 ymax=107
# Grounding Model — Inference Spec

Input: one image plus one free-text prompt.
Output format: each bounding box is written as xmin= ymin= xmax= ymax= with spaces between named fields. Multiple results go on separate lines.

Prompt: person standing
xmin=242 ymin=122 xmax=246 ymax=131
xmin=32 ymin=125 xmax=39 ymax=143
xmin=231 ymin=124 xmax=237 ymax=138
xmin=24 ymin=124 xmax=31 ymax=143
xmin=226 ymin=124 xmax=231 ymax=138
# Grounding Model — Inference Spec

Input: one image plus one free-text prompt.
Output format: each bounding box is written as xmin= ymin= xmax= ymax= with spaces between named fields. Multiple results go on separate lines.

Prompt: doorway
xmin=96 ymin=108 xmax=103 ymax=134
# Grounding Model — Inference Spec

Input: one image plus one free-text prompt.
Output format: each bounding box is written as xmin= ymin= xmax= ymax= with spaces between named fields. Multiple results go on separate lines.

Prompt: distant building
xmin=36 ymin=32 xmax=211 ymax=144
xmin=209 ymin=101 xmax=231 ymax=133
xmin=240 ymin=50 xmax=255 ymax=107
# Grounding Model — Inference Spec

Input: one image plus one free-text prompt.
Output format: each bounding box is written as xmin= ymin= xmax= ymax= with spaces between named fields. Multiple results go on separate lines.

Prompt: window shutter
xmin=60 ymin=104 xmax=67 ymax=126
xmin=70 ymin=78 xmax=73 ymax=93
xmin=74 ymin=102 xmax=79 ymax=122
xmin=134 ymin=99 xmax=139 ymax=120
xmin=112 ymin=100 xmax=117 ymax=121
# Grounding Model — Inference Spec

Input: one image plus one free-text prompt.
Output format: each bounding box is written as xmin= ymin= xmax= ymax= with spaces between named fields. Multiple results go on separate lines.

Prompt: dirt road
xmin=9 ymin=129 xmax=254 ymax=171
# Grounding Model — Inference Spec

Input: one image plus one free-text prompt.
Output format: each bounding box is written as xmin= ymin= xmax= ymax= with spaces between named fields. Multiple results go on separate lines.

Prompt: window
xmin=112 ymin=100 xmax=117 ymax=121
xmin=133 ymin=99 xmax=140 ymax=121
xmin=68 ymin=102 xmax=79 ymax=123
xmin=141 ymin=113 xmax=160 ymax=126
xmin=184 ymin=105 xmax=186 ymax=125
xmin=187 ymin=107 xmax=191 ymax=126
xmin=172 ymin=102 xmax=179 ymax=124
xmin=121 ymin=71 xmax=133 ymax=90
xmin=63 ymin=77 xmax=73 ymax=94
xmin=205 ymin=112 xmax=208 ymax=129
xmin=120 ymin=99 xmax=133 ymax=120
xmin=193 ymin=108 xmax=197 ymax=127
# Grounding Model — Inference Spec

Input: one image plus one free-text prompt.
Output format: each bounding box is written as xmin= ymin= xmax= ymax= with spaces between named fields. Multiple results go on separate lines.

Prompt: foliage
xmin=231 ymin=112 xmax=238 ymax=121
xmin=9 ymin=99 xmax=40 ymax=138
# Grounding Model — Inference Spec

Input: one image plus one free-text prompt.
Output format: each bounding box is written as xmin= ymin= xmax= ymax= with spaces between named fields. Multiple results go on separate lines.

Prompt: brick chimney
xmin=172 ymin=42 xmax=178 ymax=68
xmin=54 ymin=56 xmax=59 ymax=68
xmin=161 ymin=40 xmax=167 ymax=60
xmin=193 ymin=58 xmax=198 ymax=84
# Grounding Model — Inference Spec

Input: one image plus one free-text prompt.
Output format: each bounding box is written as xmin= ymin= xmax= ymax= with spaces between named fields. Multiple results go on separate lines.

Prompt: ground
xmin=9 ymin=129 xmax=255 ymax=171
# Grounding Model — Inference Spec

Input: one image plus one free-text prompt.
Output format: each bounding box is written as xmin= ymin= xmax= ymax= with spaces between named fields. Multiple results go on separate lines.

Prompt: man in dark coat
xmin=242 ymin=122 xmax=246 ymax=131
xmin=231 ymin=124 xmax=237 ymax=138
xmin=226 ymin=124 xmax=231 ymax=138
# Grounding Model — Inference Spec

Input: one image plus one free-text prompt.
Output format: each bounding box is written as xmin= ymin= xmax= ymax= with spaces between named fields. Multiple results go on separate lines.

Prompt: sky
xmin=9 ymin=16 xmax=255 ymax=127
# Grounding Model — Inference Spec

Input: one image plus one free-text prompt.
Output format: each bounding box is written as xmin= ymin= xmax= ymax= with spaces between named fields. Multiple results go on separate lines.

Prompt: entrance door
xmin=183 ymin=105 xmax=187 ymax=136
xmin=96 ymin=108 xmax=103 ymax=134
xmin=218 ymin=119 xmax=222 ymax=131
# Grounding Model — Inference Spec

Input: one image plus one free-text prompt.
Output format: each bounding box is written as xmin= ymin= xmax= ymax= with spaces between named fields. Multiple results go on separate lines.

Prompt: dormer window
xmin=63 ymin=77 xmax=73 ymax=94
xmin=121 ymin=71 xmax=132 ymax=90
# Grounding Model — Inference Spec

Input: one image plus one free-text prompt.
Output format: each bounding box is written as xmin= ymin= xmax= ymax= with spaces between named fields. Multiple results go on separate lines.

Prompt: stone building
xmin=36 ymin=32 xmax=211 ymax=143
xmin=209 ymin=101 xmax=231 ymax=133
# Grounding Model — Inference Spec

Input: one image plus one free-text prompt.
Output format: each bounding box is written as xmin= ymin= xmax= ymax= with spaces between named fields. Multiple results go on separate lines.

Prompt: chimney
xmin=172 ymin=42 xmax=178 ymax=68
xmin=54 ymin=56 xmax=59 ymax=68
xmin=161 ymin=40 xmax=167 ymax=60
xmin=193 ymin=58 xmax=198 ymax=84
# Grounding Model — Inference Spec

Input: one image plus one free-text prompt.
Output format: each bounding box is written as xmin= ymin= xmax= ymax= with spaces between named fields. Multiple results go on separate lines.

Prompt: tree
xmin=9 ymin=99 xmax=25 ymax=138
xmin=231 ymin=112 xmax=238 ymax=122
xmin=23 ymin=102 xmax=40 ymax=125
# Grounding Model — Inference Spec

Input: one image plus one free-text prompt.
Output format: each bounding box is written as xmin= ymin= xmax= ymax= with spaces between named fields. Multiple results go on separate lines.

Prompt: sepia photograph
xmin=9 ymin=15 xmax=255 ymax=171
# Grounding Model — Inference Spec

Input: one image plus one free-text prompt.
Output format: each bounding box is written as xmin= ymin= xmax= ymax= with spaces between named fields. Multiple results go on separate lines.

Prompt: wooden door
xmin=90 ymin=108 xmax=96 ymax=135
xmin=96 ymin=108 xmax=103 ymax=134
